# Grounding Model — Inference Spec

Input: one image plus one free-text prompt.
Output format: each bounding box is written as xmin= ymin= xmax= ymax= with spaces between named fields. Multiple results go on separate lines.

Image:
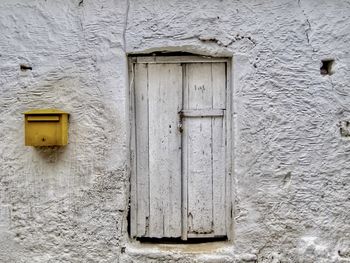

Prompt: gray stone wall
xmin=0 ymin=0 xmax=349 ymax=262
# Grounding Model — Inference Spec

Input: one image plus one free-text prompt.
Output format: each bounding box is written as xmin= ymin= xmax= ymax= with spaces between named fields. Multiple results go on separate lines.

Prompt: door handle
xmin=178 ymin=110 xmax=184 ymax=133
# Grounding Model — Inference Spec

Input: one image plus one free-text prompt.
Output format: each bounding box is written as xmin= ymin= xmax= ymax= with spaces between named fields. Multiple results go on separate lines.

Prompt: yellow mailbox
xmin=24 ymin=109 xmax=69 ymax=146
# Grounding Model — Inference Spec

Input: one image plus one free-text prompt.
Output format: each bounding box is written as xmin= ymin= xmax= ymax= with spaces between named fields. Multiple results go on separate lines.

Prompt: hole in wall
xmin=320 ymin=59 xmax=334 ymax=75
xmin=20 ymin=64 xmax=32 ymax=71
xmin=339 ymin=120 xmax=350 ymax=137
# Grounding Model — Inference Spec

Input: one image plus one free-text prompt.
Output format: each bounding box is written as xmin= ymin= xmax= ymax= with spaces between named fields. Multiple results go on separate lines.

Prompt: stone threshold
xmin=121 ymin=241 xmax=257 ymax=262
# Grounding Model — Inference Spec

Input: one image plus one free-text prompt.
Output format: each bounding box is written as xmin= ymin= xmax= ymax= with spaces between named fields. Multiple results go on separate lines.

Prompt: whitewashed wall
xmin=0 ymin=0 xmax=350 ymax=262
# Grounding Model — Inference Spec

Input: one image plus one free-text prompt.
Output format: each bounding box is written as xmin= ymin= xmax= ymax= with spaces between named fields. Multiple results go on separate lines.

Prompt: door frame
xmin=128 ymin=55 xmax=233 ymax=241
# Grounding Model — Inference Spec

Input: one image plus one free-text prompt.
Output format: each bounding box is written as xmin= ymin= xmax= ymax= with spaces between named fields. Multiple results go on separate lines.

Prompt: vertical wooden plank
xmin=129 ymin=61 xmax=137 ymax=238
xmin=186 ymin=63 xmax=213 ymax=110
xmin=212 ymin=63 xmax=226 ymax=109
xmin=226 ymin=59 xmax=233 ymax=240
xmin=134 ymin=63 xmax=149 ymax=237
xmin=181 ymin=64 xmax=188 ymax=240
xmin=184 ymin=63 xmax=214 ymax=235
xmin=185 ymin=117 xmax=213 ymax=235
xmin=148 ymin=63 xmax=182 ymax=238
xmin=212 ymin=63 xmax=227 ymax=236
xmin=212 ymin=116 xmax=226 ymax=236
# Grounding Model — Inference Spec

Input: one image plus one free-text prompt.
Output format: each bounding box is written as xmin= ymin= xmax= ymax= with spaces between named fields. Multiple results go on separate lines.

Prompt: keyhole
xmin=178 ymin=123 xmax=183 ymax=133
xmin=42 ymin=138 xmax=46 ymax=142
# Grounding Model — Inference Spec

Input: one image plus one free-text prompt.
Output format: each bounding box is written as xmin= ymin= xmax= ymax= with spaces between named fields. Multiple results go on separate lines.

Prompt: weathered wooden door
xmin=130 ymin=56 xmax=230 ymax=240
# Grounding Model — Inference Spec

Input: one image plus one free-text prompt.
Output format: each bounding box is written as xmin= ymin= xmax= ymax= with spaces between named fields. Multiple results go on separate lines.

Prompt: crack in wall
xmin=198 ymin=34 xmax=256 ymax=48
xmin=297 ymin=0 xmax=313 ymax=49
xmin=175 ymin=33 xmax=256 ymax=49
xmin=123 ymin=0 xmax=130 ymax=52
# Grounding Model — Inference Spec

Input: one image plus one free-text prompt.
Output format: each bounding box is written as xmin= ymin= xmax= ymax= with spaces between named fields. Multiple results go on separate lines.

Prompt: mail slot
xmin=24 ymin=109 xmax=69 ymax=146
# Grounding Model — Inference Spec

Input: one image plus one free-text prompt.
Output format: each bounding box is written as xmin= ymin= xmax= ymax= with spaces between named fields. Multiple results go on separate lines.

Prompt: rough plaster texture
xmin=0 ymin=0 xmax=350 ymax=262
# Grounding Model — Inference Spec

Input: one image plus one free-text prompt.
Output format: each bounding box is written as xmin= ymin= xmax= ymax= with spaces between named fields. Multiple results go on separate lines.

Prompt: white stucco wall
xmin=1 ymin=0 xmax=350 ymax=262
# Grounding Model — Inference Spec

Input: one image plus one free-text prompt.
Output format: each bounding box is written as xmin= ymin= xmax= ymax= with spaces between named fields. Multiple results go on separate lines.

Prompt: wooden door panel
xmin=212 ymin=116 xmax=226 ymax=236
xmin=133 ymin=63 xmax=183 ymax=238
xmin=134 ymin=63 xmax=150 ymax=237
xmin=148 ymin=63 xmax=183 ymax=238
xmin=132 ymin=59 xmax=228 ymax=240
xmin=183 ymin=62 xmax=227 ymax=238
xmin=185 ymin=117 xmax=214 ymax=235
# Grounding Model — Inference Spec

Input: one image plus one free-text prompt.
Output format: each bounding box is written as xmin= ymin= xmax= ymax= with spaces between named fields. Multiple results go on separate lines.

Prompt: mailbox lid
xmin=24 ymin=109 xmax=69 ymax=115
